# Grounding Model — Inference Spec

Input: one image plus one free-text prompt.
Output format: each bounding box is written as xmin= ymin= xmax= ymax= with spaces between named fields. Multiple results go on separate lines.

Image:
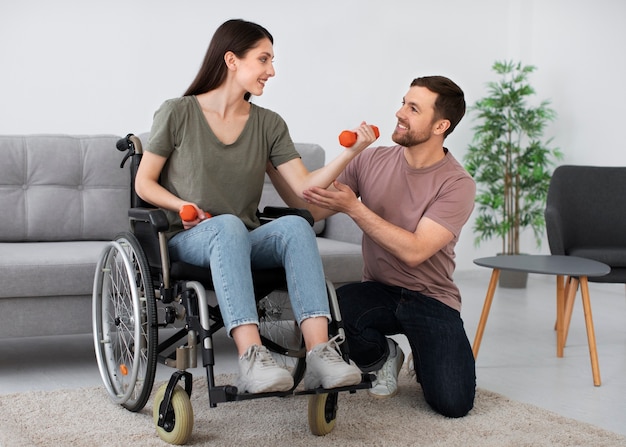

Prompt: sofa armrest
xmin=320 ymin=213 xmax=362 ymax=245
xmin=316 ymin=214 xmax=363 ymax=286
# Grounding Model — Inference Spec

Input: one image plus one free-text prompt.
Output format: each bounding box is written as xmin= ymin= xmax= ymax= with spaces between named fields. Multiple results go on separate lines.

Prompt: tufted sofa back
xmin=0 ymin=135 xmax=130 ymax=242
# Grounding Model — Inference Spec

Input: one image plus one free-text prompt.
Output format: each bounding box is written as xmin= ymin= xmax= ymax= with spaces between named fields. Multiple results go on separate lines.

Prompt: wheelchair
xmin=92 ymin=134 xmax=372 ymax=444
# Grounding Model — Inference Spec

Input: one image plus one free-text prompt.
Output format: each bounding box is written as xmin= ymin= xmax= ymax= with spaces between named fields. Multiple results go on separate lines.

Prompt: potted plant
xmin=464 ymin=60 xmax=562 ymax=287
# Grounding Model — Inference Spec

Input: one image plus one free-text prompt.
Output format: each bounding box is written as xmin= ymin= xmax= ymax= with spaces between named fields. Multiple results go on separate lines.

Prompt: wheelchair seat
xmin=171 ymin=260 xmax=286 ymax=293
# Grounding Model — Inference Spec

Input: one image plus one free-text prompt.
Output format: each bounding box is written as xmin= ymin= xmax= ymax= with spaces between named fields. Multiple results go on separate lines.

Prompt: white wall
xmin=2 ymin=0 xmax=625 ymax=271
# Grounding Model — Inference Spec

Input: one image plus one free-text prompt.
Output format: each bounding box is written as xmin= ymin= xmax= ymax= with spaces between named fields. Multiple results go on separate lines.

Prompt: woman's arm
xmin=275 ymin=122 xmax=377 ymax=199
xmin=266 ymin=162 xmax=336 ymax=222
xmin=135 ymin=151 xmax=208 ymax=227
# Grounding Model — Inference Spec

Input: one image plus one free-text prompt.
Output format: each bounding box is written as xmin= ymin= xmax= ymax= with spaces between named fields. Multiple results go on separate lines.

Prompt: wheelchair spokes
xmin=93 ymin=232 xmax=157 ymax=412
xmin=258 ymin=294 xmax=306 ymax=386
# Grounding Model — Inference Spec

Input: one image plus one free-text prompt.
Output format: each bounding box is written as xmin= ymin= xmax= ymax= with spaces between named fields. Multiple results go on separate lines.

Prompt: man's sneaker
xmin=304 ymin=335 xmax=362 ymax=390
xmin=368 ymin=338 xmax=404 ymax=399
xmin=406 ymin=351 xmax=420 ymax=383
xmin=406 ymin=351 xmax=415 ymax=376
xmin=236 ymin=345 xmax=294 ymax=394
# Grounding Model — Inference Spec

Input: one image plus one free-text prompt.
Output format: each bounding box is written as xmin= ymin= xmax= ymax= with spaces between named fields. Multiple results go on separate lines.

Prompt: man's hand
xmin=302 ymin=180 xmax=359 ymax=215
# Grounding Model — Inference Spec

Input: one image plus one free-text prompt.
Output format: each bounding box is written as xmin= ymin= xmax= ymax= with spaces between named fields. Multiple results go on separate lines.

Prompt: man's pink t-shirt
xmin=337 ymin=145 xmax=475 ymax=311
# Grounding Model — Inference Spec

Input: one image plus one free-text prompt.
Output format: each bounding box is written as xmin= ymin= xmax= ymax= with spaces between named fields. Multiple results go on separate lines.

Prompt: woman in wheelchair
xmin=134 ymin=19 xmax=378 ymax=394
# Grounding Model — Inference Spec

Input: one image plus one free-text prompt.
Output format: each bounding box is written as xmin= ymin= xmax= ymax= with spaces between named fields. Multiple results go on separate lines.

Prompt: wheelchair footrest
xmin=294 ymin=373 xmax=375 ymax=396
xmin=208 ymin=373 xmax=374 ymax=405
xmin=208 ymin=385 xmax=294 ymax=404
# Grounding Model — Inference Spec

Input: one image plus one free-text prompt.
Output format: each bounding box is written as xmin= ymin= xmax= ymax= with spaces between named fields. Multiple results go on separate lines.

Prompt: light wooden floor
xmin=1 ymin=269 xmax=625 ymax=436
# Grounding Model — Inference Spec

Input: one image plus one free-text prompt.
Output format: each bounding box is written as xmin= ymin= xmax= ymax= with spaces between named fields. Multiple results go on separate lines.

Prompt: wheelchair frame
xmin=92 ymin=134 xmax=372 ymax=444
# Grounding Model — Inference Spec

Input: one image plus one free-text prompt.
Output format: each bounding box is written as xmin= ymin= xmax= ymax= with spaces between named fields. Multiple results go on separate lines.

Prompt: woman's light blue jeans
xmin=168 ymin=214 xmax=330 ymax=335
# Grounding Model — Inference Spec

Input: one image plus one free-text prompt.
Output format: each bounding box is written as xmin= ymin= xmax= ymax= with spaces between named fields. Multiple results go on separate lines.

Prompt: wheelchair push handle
xmin=116 ymin=133 xmax=143 ymax=169
xmin=338 ymin=124 xmax=380 ymax=148
xmin=179 ymin=204 xmax=212 ymax=222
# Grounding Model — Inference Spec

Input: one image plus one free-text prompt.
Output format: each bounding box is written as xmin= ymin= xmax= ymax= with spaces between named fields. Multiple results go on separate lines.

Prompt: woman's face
xmin=234 ymin=37 xmax=275 ymax=97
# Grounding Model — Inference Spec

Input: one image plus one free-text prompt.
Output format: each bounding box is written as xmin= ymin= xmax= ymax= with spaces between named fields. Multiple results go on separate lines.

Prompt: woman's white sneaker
xmin=304 ymin=335 xmax=362 ymax=389
xmin=236 ymin=344 xmax=294 ymax=394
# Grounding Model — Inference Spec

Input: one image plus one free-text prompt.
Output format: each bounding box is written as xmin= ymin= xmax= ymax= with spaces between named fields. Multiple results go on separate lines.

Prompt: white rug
xmin=1 ymin=372 xmax=624 ymax=447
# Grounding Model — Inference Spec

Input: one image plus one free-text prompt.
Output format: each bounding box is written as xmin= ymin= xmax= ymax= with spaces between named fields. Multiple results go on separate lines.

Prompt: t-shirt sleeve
xmin=264 ymin=109 xmax=300 ymax=167
xmin=337 ymin=146 xmax=380 ymax=197
xmin=424 ymin=175 xmax=476 ymax=238
xmin=147 ymin=99 xmax=179 ymax=158
xmin=337 ymin=160 xmax=358 ymax=196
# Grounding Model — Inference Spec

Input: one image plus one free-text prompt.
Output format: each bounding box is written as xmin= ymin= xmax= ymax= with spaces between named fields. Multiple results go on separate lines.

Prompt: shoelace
xmin=242 ymin=345 xmax=277 ymax=373
xmin=312 ymin=334 xmax=346 ymax=363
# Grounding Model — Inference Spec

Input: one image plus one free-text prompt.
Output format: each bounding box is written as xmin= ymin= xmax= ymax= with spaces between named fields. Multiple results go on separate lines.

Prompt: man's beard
xmin=392 ymin=128 xmax=431 ymax=147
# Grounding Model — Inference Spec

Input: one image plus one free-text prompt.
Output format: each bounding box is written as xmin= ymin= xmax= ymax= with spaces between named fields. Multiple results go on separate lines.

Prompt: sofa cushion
xmin=321 ymin=213 xmax=363 ymax=245
xmin=315 ymin=238 xmax=363 ymax=286
xmin=0 ymin=135 xmax=129 ymax=242
xmin=0 ymin=241 xmax=109 ymax=298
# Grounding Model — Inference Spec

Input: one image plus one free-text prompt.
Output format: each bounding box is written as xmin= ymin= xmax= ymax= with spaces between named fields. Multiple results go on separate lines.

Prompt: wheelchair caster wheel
xmin=153 ymin=384 xmax=194 ymax=445
xmin=308 ymin=392 xmax=338 ymax=436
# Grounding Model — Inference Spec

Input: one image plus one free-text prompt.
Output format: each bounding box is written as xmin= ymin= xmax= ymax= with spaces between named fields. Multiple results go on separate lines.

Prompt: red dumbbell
xmin=338 ymin=125 xmax=380 ymax=148
xmin=179 ymin=204 xmax=212 ymax=221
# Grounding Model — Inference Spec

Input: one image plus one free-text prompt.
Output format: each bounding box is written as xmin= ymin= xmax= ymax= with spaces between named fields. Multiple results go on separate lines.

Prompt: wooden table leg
xmin=556 ymin=275 xmax=564 ymax=357
xmin=472 ymin=269 xmax=500 ymax=359
xmin=579 ymin=276 xmax=601 ymax=386
xmin=555 ymin=276 xmax=580 ymax=355
xmin=562 ymin=276 xmax=579 ymax=351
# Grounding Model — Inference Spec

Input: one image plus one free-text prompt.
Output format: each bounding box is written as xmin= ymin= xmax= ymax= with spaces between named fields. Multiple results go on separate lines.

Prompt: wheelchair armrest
xmin=260 ymin=206 xmax=314 ymax=227
xmin=128 ymin=207 xmax=170 ymax=233
xmin=128 ymin=206 xmax=313 ymax=232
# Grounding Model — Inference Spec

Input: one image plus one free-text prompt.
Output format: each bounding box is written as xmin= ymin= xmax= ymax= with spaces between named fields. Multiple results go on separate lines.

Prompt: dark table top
xmin=473 ymin=255 xmax=610 ymax=277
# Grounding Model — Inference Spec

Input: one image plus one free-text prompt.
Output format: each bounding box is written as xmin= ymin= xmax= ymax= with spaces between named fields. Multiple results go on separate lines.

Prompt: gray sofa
xmin=0 ymin=134 xmax=363 ymax=339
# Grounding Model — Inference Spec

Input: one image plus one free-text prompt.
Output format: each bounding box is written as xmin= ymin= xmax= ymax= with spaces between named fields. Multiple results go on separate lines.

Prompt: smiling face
xmin=231 ymin=37 xmax=275 ymax=97
xmin=392 ymin=85 xmax=444 ymax=148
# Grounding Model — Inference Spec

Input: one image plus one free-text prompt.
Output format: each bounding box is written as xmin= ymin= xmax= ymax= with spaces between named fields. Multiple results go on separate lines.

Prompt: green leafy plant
xmin=464 ymin=60 xmax=562 ymax=255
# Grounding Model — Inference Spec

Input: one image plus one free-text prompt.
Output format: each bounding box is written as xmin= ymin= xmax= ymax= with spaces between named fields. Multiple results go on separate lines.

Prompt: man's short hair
xmin=411 ymin=76 xmax=465 ymax=138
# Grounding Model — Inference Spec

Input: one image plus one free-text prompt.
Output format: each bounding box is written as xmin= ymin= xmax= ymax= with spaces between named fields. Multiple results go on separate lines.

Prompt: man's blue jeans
xmin=168 ymin=214 xmax=330 ymax=335
xmin=337 ymin=281 xmax=476 ymax=418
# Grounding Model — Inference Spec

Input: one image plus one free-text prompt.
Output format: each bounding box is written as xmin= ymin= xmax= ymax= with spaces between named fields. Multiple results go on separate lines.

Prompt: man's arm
xmin=303 ymin=180 xmax=454 ymax=267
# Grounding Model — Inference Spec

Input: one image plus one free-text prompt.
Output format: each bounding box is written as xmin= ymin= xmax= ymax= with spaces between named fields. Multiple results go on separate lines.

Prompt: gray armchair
xmin=544 ymin=165 xmax=626 ymax=383
xmin=545 ymin=165 xmax=626 ymax=283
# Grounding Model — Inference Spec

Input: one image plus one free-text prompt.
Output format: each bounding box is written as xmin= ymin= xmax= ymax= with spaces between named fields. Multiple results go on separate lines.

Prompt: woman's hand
xmin=179 ymin=204 xmax=210 ymax=230
xmin=344 ymin=122 xmax=379 ymax=156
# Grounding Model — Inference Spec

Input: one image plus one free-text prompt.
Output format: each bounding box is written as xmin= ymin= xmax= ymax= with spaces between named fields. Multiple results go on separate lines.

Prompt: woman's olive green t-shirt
xmin=147 ymin=96 xmax=300 ymax=235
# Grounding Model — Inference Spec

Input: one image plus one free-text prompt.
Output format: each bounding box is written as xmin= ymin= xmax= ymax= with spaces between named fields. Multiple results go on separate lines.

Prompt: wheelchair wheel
xmin=308 ymin=392 xmax=338 ymax=435
xmin=153 ymin=384 xmax=194 ymax=445
xmin=93 ymin=231 xmax=158 ymax=412
xmin=257 ymin=292 xmax=306 ymax=387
